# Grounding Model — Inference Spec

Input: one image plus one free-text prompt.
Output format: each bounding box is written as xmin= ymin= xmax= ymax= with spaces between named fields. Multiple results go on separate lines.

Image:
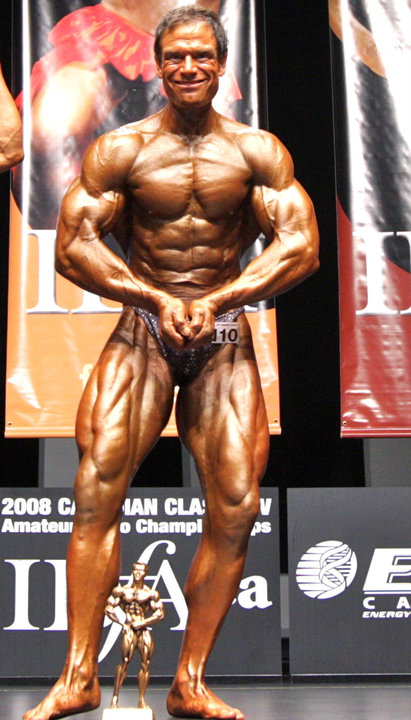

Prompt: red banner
xmin=6 ymin=0 xmax=280 ymax=437
xmin=330 ymin=0 xmax=411 ymax=436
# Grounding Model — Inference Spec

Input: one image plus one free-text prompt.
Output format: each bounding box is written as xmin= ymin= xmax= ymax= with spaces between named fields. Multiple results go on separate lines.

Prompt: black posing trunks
xmin=134 ymin=307 xmax=244 ymax=387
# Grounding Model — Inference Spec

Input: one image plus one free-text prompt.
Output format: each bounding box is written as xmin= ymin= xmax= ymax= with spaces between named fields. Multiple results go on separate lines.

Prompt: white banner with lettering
xmin=0 ymin=488 xmax=281 ymax=677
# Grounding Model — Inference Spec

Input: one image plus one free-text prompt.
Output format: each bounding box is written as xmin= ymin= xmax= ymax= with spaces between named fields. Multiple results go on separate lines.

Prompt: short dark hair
xmin=154 ymin=5 xmax=228 ymax=64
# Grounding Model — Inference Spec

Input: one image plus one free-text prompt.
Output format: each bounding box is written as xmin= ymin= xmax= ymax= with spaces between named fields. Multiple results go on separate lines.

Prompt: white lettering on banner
xmin=164 ymin=497 xmax=205 ymax=516
xmin=3 ymin=542 xmax=273 ymax=665
xmin=151 ymin=559 xmax=188 ymax=631
xmin=397 ymin=596 xmax=411 ymax=609
xmin=356 ymin=229 xmax=411 ymax=316
xmin=363 ymin=611 xmax=411 ymax=618
xmin=44 ymin=560 xmax=67 ymax=631
xmin=136 ymin=518 xmax=202 ymax=536
xmin=363 ymin=549 xmax=411 ymax=594
xmin=123 ymin=498 xmax=158 ymax=516
xmin=260 ymin=498 xmax=272 ymax=516
xmin=236 ymin=576 xmax=272 ymax=609
xmin=57 ymin=498 xmax=76 ymax=516
xmin=26 ymin=230 xmax=120 ymax=314
xmin=3 ymin=560 xmax=40 ymax=630
xmin=1 ymin=519 xmax=73 ymax=533
xmin=137 ymin=541 xmax=188 ymax=631
xmin=1 ymin=497 xmax=52 ymax=516
xmin=2 ymin=549 xmax=187 ymax=639
xmin=4 ymin=559 xmax=68 ymax=631
xmin=362 ymin=596 xmax=411 ymax=617
xmin=250 ymin=521 xmax=271 ymax=536
xmin=27 ymin=231 xmax=66 ymax=314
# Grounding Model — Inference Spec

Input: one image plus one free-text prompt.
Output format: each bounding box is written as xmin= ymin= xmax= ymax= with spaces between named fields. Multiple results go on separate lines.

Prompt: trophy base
xmin=102 ymin=708 xmax=153 ymax=720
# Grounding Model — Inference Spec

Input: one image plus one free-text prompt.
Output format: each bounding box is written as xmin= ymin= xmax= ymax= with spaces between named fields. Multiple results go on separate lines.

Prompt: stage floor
xmin=3 ymin=681 xmax=411 ymax=720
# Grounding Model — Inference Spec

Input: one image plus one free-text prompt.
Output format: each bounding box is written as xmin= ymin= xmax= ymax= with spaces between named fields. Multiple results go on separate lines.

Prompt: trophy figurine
xmin=102 ymin=562 xmax=165 ymax=720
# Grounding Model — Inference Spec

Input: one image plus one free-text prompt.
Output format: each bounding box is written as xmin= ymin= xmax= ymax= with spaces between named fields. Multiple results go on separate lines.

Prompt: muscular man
xmin=23 ymin=6 xmax=319 ymax=720
xmin=104 ymin=562 xmax=164 ymax=709
xmin=0 ymin=63 xmax=23 ymax=171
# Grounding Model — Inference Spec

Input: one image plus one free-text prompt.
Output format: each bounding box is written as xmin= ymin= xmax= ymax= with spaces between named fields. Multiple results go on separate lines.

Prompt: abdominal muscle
xmin=124 ymin=211 xmax=247 ymax=302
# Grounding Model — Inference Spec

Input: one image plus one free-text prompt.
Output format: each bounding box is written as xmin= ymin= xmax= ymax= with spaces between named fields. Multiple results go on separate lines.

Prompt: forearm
xmin=56 ymin=178 xmax=175 ymax=313
xmin=204 ymin=232 xmax=319 ymax=314
xmin=205 ymin=177 xmax=320 ymax=314
xmin=105 ymin=607 xmax=120 ymax=625
xmin=56 ymin=234 xmax=172 ymax=313
xmin=138 ymin=611 xmax=164 ymax=629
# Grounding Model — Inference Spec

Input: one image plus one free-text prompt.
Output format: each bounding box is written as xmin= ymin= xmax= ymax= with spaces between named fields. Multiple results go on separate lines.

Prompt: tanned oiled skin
xmin=23 ymin=15 xmax=319 ymax=720
xmin=0 ymin=63 xmax=23 ymax=171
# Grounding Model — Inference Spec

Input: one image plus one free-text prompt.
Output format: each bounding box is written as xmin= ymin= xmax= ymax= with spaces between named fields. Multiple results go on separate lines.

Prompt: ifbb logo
xmin=296 ymin=541 xmax=358 ymax=599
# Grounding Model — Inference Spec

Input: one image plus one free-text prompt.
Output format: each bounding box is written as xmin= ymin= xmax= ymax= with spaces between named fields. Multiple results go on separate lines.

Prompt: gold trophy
xmin=102 ymin=563 xmax=164 ymax=720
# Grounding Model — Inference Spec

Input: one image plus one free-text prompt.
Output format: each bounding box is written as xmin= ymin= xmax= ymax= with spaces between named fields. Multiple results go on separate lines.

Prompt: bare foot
xmin=22 ymin=674 xmax=101 ymax=720
xmin=167 ymin=679 xmax=245 ymax=719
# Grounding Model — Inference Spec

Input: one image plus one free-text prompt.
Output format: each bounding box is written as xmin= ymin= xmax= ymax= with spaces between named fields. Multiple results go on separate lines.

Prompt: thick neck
xmin=161 ymin=102 xmax=219 ymax=139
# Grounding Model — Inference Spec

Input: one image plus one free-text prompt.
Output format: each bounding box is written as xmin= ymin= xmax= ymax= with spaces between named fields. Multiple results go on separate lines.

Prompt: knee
xmin=233 ymin=487 xmax=260 ymax=530
xmin=210 ymin=485 xmax=260 ymax=543
xmin=73 ymin=459 xmax=125 ymax=527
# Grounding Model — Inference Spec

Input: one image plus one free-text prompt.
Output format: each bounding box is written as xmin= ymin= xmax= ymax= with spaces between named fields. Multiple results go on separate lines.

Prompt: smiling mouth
xmin=175 ymin=79 xmax=206 ymax=87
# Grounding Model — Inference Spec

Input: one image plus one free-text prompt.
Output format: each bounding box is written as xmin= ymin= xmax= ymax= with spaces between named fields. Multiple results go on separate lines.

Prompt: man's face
xmin=156 ymin=21 xmax=226 ymax=111
xmin=133 ymin=565 xmax=145 ymax=582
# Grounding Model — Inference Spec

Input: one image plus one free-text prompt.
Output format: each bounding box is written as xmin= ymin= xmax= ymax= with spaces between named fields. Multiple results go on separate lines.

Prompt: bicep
xmin=271 ymin=180 xmax=317 ymax=236
xmin=245 ymin=130 xmax=297 ymax=236
xmin=58 ymin=135 xmax=130 ymax=237
xmin=253 ymin=179 xmax=317 ymax=239
xmin=59 ymin=178 xmax=124 ymax=239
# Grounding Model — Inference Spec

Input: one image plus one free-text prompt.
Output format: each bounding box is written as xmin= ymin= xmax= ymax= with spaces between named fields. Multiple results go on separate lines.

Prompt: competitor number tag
xmin=212 ymin=321 xmax=239 ymax=344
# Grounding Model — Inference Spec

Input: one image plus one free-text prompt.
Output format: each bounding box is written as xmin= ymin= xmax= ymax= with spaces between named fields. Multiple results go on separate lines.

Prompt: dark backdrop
xmin=0 ymin=1 xmax=365 ymax=566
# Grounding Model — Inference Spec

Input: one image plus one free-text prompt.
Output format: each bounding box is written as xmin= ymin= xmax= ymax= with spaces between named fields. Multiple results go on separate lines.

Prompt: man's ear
xmin=156 ymin=59 xmax=163 ymax=78
xmin=218 ymin=55 xmax=227 ymax=77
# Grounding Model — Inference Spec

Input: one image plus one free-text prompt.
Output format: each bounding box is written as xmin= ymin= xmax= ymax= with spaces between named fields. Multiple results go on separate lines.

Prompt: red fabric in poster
xmin=18 ymin=5 xmax=241 ymax=107
xmin=338 ymin=202 xmax=411 ymax=436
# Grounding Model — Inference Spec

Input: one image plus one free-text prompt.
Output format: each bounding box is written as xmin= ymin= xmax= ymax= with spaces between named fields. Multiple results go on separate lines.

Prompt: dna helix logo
xmin=296 ymin=540 xmax=358 ymax=599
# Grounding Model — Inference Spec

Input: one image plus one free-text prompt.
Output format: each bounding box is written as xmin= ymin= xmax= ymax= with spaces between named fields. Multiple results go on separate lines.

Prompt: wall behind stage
xmin=0 ymin=2 xmax=365 ymax=532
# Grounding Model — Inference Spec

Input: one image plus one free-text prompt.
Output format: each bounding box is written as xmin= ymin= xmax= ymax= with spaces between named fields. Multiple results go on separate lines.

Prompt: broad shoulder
xmin=108 ymin=584 xmax=125 ymax=600
xmin=219 ymin=117 xmax=294 ymax=189
xmin=81 ymin=117 xmax=159 ymax=193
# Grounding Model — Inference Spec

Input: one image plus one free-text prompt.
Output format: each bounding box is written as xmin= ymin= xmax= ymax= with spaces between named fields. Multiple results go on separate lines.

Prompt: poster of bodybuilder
xmin=330 ymin=0 xmax=411 ymax=435
xmin=5 ymin=0 xmax=280 ymax=437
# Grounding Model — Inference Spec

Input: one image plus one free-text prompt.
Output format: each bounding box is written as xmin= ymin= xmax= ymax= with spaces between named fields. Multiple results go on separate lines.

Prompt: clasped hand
xmin=158 ymin=296 xmax=218 ymax=349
